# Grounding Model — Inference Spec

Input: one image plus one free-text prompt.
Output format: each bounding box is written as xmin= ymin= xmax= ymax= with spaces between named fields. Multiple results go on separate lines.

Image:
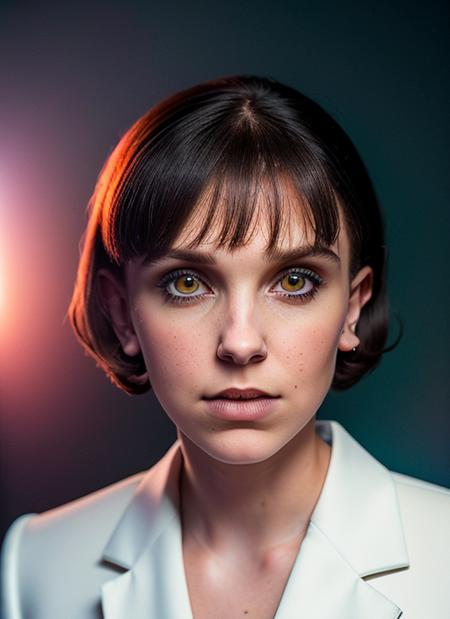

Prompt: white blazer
xmin=1 ymin=419 xmax=449 ymax=619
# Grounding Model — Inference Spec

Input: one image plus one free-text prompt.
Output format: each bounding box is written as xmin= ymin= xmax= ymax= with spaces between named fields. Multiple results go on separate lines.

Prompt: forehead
xmin=172 ymin=180 xmax=349 ymax=260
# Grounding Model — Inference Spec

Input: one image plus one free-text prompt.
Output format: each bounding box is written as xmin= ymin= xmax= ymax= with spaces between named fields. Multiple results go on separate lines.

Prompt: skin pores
xmin=119 ymin=196 xmax=369 ymax=468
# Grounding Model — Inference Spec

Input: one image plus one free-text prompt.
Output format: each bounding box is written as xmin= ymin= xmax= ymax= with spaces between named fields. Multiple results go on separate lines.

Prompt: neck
xmin=178 ymin=418 xmax=331 ymax=556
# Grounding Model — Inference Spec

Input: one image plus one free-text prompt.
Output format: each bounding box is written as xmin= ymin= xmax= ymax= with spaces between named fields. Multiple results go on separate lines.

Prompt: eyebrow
xmin=142 ymin=244 xmax=340 ymax=266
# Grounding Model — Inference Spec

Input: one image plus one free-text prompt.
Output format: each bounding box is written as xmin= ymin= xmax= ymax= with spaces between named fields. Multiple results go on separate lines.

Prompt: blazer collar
xmin=100 ymin=420 xmax=409 ymax=618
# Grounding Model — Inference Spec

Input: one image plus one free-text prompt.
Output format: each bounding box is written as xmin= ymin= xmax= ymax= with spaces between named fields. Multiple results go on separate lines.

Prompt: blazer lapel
xmin=100 ymin=420 xmax=409 ymax=619
xmin=274 ymin=420 xmax=409 ymax=618
xmin=101 ymin=517 xmax=193 ymax=618
xmin=311 ymin=420 xmax=409 ymax=577
xmin=100 ymin=442 xmax=193 ymax=619
xmin=274 ymin=521 xmax=403 ymax=619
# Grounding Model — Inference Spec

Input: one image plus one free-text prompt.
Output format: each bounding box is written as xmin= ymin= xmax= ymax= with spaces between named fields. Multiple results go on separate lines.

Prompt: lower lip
xmin=203 ymin=397 xmax=278 ymax=421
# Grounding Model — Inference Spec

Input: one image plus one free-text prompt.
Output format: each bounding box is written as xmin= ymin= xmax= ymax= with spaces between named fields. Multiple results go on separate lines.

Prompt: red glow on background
xmin=0 ymin=130 xmax=85 ymax=416
xmin=0 ymin=163 xmax=17 ymax=340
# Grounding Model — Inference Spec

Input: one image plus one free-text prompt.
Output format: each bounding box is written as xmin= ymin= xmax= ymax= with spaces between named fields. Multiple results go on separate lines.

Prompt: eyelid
xmin=156 ymin=265 xmax=322 ymax=286
xmin=271 ymin=266 xmax=323 ymax=286
xmin=156 ymin=268 xmax=212 ymax=295
xmin=155 ymin=265 xmax=324 ymax=303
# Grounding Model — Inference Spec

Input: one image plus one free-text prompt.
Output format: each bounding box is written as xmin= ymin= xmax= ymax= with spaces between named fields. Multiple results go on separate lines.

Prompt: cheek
xmin=133 ymin=306 xmax=210 ymax=394
xmin=279 ymin=304 xmax=346 ymax=382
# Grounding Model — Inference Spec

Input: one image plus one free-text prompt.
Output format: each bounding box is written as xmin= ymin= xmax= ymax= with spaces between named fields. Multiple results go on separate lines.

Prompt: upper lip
xmin=204 ymin=388 xmax=278 ymax=400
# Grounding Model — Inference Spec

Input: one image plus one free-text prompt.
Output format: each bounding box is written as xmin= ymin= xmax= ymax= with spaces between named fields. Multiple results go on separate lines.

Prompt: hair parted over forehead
xmin=68 ymin=75 xmax=393 ymax=395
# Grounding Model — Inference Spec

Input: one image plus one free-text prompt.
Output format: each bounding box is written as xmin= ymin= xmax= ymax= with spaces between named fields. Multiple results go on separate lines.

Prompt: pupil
xmin=282 ymin=273 xmax=305 ymax=292
xmin=184 ymin=276 xmax=194 ymax=288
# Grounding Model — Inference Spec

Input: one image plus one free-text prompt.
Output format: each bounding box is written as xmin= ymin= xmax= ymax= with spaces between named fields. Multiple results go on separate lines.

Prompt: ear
xmin=97 ymin=268 xmax=141 ymax=357
xmin=338 ymin=265 xmax=373 ymax=352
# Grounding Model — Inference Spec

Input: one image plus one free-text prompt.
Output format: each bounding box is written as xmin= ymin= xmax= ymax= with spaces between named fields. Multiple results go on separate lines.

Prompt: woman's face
xmin=115 ymin=195 xmax=372 ymax=465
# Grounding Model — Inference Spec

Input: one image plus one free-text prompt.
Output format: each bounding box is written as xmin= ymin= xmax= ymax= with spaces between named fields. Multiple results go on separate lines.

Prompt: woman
xmin=1 ymin=75 xmax=449 ymax=619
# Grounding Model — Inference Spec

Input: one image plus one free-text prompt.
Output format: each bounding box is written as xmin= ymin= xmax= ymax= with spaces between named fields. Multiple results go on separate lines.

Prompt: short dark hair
xmin=68 ymin=75 xmax=394 ymax=394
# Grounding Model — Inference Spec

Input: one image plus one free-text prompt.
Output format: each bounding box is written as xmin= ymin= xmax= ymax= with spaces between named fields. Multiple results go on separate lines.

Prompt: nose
xmin=216 ymin=299 xmax=267 ymax=366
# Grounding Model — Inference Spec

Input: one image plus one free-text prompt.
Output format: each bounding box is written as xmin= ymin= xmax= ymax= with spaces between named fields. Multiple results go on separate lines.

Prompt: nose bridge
xmin=227 ymin=284 xmax=256 ymax=323
xmin=217 ymin=286 xmax=267 ymax=365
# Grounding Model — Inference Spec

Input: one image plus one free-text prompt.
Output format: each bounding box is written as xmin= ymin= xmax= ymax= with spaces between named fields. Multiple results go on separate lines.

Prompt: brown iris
xmin=280 ymin=273 xmax=306 ymax=293
xmin=174 ymin=274 xmax=200 ymax=294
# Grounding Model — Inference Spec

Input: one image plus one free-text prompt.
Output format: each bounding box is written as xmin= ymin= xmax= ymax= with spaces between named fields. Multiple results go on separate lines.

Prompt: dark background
xmin=1 ymin=0 xmax=449 ymax=541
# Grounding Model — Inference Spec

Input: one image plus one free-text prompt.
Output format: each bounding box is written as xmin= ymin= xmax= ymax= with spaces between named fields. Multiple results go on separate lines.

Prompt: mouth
xmin=202 ymin=388 xmax=280 ymax=420
xmin=203 ymin=387 xmax=279 ymax=400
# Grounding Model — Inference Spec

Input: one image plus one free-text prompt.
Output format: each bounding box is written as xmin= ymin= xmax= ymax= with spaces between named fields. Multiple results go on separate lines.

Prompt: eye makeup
xmin=155 ymin=268 xmax=213 ymax=304
xmin=155 ymin=266 xmax=324 ymax=305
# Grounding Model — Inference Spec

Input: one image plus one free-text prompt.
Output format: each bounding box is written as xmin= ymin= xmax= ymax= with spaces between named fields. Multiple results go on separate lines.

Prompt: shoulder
xmin=1 ymin=469 xmax=146 ymax=619
xmin=391 ymin=469 xmax=450 ymax=495
xmin=6 ymin=468 xmax=146 ymax=552
xmin=391 ymin=469 xmax=450 ymax=522
xmin=368 ymin=469 xmax=450 ymax=617
xmin=390 ymin=470 xmax=450 ymax=560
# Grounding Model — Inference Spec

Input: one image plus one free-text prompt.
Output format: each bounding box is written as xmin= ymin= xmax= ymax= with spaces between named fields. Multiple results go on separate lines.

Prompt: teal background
xmin=0 ymin=0 xmax=448 ymax=537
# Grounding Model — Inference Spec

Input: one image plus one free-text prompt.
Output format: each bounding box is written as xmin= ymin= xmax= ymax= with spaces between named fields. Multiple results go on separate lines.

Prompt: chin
xmin=191 ymin=428 xmax=291 ymax=466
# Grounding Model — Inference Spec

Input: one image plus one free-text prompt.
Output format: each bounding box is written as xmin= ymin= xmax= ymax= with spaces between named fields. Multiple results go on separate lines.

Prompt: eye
xmin=271 ymin=268 xmax=323 ymax=300
xmin=156 ymin=269 xmax=211 ymax=303
xmin=172 ymin=274 xmax=200 ymax=295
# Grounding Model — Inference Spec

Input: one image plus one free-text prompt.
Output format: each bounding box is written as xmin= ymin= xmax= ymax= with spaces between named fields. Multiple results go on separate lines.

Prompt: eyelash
xmin=155 ymin=267 xmax=324 ymax=305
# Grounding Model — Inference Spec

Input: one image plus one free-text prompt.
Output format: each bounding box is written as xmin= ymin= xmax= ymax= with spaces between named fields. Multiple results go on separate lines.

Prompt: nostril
xmin=216 ymin=338 xmax=268 ymax=365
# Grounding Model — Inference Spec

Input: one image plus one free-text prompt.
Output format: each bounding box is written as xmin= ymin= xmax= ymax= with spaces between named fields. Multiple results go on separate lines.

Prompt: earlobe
xmin=97 ymin=269 xmax=141 ymax=357
xmin=338 ymin=266 xmax=373 ymax=352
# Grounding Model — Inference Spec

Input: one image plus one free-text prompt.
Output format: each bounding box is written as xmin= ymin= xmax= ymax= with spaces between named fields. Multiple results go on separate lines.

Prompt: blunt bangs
xmin=100 ymin=82 xmax=343 ymax=267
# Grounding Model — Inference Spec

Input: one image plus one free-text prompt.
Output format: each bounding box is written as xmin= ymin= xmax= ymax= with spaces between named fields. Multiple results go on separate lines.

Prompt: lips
xmin=204 ymin=388 xmax=277 ymax=400
xmin=203 ymin=388 xmax=279 ymax=420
